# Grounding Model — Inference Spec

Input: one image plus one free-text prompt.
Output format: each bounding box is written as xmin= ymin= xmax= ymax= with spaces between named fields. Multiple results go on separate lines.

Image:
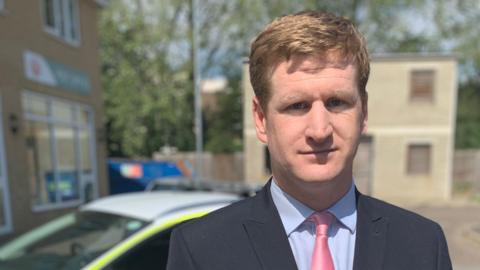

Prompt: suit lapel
xmin=353 ymin=191 xmax=388 ymax=270
xmin=243 ymin=181 xmax=298 ymax=270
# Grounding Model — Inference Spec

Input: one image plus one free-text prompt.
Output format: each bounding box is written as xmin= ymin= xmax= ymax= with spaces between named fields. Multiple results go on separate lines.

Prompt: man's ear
xmin=253 ymin=96 xmax=268 ymax=144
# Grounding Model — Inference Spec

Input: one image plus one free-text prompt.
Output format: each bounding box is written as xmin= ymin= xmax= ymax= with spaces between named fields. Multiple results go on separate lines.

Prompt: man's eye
xmin=288 ymin=102 xmax=309 ymax=110
xmin=326 ymin=98 xmax=347 ymax=109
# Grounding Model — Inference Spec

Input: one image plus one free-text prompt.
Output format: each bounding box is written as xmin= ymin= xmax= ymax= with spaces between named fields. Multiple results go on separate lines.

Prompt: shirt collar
xmin=270 ymin=179 xmax=357 ymax=235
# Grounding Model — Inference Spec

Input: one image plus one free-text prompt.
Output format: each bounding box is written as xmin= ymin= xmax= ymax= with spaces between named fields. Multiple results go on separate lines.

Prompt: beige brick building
xmin=363 ymin=54 xmax=457 ymax=203
xmin=243 ymin=54 xmax=458 ymax=204
xmin=0 ymin=0 xmax=108 ymax=241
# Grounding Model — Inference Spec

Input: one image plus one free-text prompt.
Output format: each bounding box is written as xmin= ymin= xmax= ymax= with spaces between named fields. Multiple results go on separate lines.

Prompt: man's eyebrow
xmin=331 ymin=90 xmax=360 ymax=103
xmin=277 ymin=89 xmax=359 ymax=103
xmin=331 ymin=89 xmax=353 ymax=96
xmin=278 ymin=92 xmax=309 ymax=103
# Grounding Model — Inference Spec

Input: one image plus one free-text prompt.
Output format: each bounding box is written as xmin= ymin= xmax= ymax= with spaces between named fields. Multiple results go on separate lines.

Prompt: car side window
xmin=106 ymin=226 xmax=175 ymax=270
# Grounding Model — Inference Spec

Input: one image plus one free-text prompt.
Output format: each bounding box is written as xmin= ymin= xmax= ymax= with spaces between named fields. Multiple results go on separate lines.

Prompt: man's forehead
xmin=283 ymin=54 xmax=354 ymax=75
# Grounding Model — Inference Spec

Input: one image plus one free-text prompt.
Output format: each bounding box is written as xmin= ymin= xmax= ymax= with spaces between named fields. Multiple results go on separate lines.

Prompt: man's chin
xmin=300 ymin=162 xmax=336 ymax=176
xmin=293 ymin=171 xmax=341 ymax=185
xmin=292 ymin=164 xmax=352 ymax=184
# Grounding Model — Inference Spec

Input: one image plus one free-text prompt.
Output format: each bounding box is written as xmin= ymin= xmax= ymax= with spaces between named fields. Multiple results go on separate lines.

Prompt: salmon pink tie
xmin=310 ymin=211 xmax=335 ymax=270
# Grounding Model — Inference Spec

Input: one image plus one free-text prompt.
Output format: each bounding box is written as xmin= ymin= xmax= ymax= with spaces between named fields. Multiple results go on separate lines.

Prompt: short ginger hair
xmin=249 ymin=11 xmax=370 ymax=109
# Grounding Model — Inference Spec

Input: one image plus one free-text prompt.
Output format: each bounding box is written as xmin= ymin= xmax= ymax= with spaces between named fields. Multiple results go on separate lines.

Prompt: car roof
xmin=81 ymin=191 xmax=240 ymax=221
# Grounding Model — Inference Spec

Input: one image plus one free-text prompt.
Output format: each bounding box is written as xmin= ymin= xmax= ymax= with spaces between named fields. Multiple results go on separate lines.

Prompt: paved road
xmin=408 ymin=203 xmax=480 ymax=270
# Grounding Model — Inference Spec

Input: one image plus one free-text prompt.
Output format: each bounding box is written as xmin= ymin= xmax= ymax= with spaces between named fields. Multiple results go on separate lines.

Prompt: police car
xmin=0 ymin=190 xmax=240 ymax=269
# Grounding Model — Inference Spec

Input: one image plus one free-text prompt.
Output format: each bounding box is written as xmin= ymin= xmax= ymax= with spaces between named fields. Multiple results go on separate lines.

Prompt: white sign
xmin=23 ymin=50 xmax=57 ymax=87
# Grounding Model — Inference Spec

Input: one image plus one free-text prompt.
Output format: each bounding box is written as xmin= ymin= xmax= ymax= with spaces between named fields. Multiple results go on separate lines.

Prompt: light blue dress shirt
xmin=270 ymin=180 xmax=357 ymax=270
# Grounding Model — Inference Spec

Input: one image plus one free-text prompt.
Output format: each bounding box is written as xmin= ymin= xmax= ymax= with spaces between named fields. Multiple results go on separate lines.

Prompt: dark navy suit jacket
xmin=167 ymin=181 xmax=452 ymax=270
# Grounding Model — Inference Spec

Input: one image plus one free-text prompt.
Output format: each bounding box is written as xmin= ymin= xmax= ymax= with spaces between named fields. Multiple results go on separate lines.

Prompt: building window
xmin=23 ymin=92 xmax=96 ymax=210
xmin=0 ymin=0 xmax=5 ymax=11
xmin=42 ymin=0 xmax=80 ymax=45
xmin=406 ymin=144 xmax=431 ymax=175
xmin=410 ymin=69 xmax=435 ymax=101
xmin=0 ymin=97 xmax=13 ymax=235
xmin=44 ymin=0 xmax=57 ymax=28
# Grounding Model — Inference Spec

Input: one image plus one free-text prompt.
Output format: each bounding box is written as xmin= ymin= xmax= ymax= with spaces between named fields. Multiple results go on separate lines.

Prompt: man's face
xmin=253 ymin=56 xmax=367 ymax=194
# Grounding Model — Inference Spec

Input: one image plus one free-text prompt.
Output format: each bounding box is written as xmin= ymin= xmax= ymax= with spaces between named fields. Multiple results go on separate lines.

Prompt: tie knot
xmin=309 ymin=211 xmax=333 ymax=236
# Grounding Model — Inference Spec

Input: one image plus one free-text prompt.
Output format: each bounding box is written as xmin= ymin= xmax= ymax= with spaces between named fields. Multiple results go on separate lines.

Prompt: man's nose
xmin=304 ymin=103 xmax=333 ymax=141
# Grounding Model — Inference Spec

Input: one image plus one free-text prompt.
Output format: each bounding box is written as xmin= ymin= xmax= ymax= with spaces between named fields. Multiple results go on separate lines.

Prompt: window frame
xmin=42 ymin=0 xmax=62 ymax=37
xmin=23 ymin=91 xmax=97 ymax=211
xmin=410 ymin=69 xmax=435 ymax=102
xmin=41 ymin=0 xmax=81 ymax=46
xmin=406 ymin=143 xmax=432 ymax=175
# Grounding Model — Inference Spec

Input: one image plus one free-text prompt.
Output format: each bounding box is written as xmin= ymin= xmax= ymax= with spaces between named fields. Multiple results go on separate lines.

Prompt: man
xmin=167 ymin=11 xmax=452 ymax=270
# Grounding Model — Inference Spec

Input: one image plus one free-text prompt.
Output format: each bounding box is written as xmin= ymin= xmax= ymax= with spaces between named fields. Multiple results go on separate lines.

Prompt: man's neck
xmin=273 ymin=176 xmax=352 ymax=212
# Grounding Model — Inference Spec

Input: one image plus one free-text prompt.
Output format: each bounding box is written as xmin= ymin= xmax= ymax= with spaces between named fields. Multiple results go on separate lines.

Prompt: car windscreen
xmin=0 ymin=211 xmax=149 ymax=270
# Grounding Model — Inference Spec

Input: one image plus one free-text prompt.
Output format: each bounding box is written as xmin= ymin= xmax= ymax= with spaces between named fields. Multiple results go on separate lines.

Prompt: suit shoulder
xmin=176 ymin=195 xmax=253 ymax=233
xmin=358 ymin=195 xmax=452 ymax=268
xmin=361 ymin=195 xmax=441 ymax=229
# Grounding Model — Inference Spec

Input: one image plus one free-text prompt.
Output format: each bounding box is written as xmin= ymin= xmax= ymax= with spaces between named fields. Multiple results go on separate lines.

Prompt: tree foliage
xmin=456 ymin=81 xmax=480 ymax=148
xmin=204 ymin=71 xmax=243 ymax=153
xmin=430 ymin=0 xmax=480 ymax=147
xmin=101 ymin=0 xmax=195 ymax=157
xmin=100 ymin=0 xmax=480 ymax=158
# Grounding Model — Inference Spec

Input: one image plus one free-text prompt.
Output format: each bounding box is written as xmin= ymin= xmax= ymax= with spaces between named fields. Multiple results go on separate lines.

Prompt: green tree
xmin=101 ymin=0 xmax=195 ymax=157
xmin=204 ymin=72 xmax=243 ymax=153
xmin=456 ymin=81 xmax=480 ymax=148
xmin=430 ymin=0 xmax=480 ymax=147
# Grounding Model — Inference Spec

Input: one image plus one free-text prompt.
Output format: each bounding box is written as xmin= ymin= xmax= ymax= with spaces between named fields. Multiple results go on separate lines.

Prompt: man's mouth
xmin=300 ymin=148 xmax=337 ymax=155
